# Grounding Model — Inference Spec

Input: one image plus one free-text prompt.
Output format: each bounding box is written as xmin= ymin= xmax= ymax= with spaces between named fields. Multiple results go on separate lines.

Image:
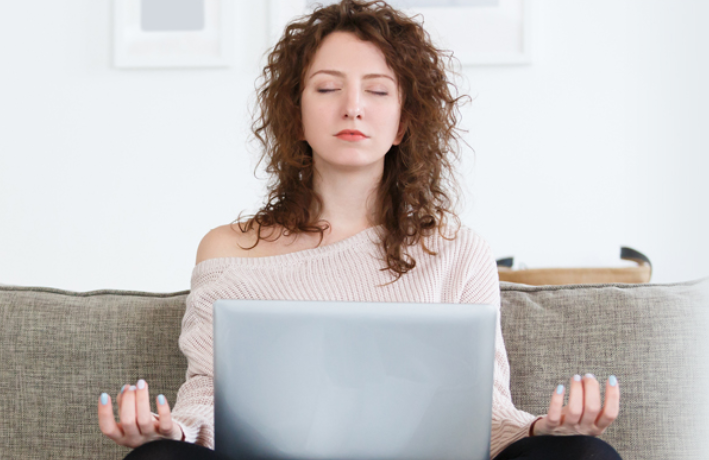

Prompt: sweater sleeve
xmin=459 ymin=235 xmax=539 ymax=459
xmin=167 ymin=262 xmax=229 ymax=448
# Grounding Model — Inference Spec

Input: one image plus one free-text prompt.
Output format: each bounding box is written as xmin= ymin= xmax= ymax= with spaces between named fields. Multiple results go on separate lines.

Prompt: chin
xmin=316 ymin=153 xmax=385 ymax=171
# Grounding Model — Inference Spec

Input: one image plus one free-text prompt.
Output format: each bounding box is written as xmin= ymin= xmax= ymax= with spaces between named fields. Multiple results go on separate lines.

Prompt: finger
xmin=563 ymin=374 xmax=584 ymax=425
xmin=579 ymin=373 xmax=602 ymax=432
xmin=595 ymin=375 xmax=620 ymax=430
xmin=135 ymin=379 xmax=156 ymax=436
xmin=117 ymin=384 xmax=128 ymax=409
xmin=544 ymin=383 xmax=566 ymax=429
xmin=119 ymin=385 xmax=140 ymax=439
xmin=155 ymin=394 xmax=176 ymax=439
xmin=98 ymin=393 xmax=124 ymax=440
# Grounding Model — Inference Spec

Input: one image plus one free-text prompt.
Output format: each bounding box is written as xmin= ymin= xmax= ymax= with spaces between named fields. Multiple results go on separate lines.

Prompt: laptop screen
xmin=213 ymin=299 xmax=496 ymax=460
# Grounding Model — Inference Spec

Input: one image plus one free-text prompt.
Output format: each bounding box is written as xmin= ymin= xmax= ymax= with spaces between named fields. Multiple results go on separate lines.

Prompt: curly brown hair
xmin=236 ymin=0 xmax=470 ymax=283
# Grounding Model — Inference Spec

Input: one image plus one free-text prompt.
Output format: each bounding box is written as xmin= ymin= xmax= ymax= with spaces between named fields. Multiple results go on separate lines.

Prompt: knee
xmin=572 ymin=436 xmax=623 ymax=460
xmin=123 ymin=439 xmax=186 ymax=460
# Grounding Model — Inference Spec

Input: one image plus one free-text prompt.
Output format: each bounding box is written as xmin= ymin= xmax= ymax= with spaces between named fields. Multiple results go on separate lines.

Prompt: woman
xmin=98 ymin=1 xmax=622 ymax=459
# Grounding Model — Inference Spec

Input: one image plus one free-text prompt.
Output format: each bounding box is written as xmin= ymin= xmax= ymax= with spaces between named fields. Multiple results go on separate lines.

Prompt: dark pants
xmin=124 ymin=435 xmax=622 ymax=460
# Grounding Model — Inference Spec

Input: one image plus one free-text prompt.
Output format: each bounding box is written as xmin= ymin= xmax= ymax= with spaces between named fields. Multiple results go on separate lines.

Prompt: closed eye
xmin=316 ymin=89 xmax=387 ymax=96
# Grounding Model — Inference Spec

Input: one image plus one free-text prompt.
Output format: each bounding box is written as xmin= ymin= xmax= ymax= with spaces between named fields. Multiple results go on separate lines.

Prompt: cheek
xmin=302 ymin=98 xmax=328 ymax=126
xmin=300 ymin=101 xmax=317 ymax=136
xmin=300 ymin=99 xmax=330 ymax=143
xmin=381 ymin=106 xmax=403 ymax=135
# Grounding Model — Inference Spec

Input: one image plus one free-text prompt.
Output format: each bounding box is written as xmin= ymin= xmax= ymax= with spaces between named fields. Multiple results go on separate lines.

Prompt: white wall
xmin=1 ymin=1 xmax=707 ymax=292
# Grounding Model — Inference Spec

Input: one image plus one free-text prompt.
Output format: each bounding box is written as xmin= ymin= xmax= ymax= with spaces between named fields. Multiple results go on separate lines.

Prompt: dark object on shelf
xmin=496 ymin=247 xmax=652 ymax=285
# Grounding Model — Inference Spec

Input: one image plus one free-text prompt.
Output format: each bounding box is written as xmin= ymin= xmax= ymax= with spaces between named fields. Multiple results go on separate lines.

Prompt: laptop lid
xmin=213 ymin=299 xmax=497 ymax=460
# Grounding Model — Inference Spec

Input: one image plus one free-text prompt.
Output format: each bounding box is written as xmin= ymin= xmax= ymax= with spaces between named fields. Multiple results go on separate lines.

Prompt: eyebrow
xmin=309 ymin=69 xmax=396 ymax=83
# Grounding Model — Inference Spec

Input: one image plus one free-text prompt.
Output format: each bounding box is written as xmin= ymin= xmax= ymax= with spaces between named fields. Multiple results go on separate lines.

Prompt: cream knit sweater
xmin=170 ymin=224 xmax=539 ymax=459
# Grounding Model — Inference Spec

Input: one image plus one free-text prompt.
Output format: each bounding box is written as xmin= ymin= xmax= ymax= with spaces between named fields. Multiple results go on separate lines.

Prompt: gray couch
xmin=1 ymin=278 xmax=708 ymax=459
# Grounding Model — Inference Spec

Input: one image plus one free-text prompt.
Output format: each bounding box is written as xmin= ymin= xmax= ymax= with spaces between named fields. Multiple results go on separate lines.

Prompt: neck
xmin=311 ymin=161 xmax=383 ymax=235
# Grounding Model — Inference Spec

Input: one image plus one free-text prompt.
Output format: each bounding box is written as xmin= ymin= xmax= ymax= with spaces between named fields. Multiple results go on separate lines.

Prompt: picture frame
xmin=113 ymin=0 xmax=235 ymax=69
xmin=268 ymin=0 xmax=530 ymax=66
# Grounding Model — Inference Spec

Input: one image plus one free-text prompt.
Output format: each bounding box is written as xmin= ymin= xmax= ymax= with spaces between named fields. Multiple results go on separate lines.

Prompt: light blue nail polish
xmin=556 ymin=384 xmax=564 ymax=394
xmin=609 ymin=375 xmax=617 ymax=386
xmin=138 ymin=379 xmax=146 ymax=390
xmin=101 ymin=393 xmax=108 ymax=405
xmin=121 ymin=384 xmax=126 ymax=394
xmin=158 ymin=394 xmax=166 ymax=405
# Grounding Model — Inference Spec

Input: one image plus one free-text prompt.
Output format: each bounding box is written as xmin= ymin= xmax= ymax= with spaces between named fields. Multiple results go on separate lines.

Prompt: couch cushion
xmin=500 ymin=278 xmax=709 ymax=460
xmin=2 ymin=279 xmax=708 ymax=459
xmin=0 ymin=286 xmax=189 ymax=460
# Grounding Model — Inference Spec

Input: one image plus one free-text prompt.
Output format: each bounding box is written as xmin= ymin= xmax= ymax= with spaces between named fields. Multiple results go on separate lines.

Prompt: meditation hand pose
xmin=530 ymin=373 xmax=619 ymax=437
xmin=98 ymin=381 xmax=184 ymax=448
xmin=98 ymin=1 xmax=621 ymax=459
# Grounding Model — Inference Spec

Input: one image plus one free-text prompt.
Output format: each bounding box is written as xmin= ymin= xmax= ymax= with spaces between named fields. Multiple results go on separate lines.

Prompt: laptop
xmin=213 ymin=299 xmax=497 ymax=460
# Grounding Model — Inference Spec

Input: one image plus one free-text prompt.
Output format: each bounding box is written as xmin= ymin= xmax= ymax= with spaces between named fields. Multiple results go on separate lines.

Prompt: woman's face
xmin=300 ymin=31 xmax=405 ymax=173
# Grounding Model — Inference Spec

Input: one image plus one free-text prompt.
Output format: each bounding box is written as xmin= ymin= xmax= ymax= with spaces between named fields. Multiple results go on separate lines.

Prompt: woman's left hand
xmin=532 ymin=374 xmax=620 ymax=436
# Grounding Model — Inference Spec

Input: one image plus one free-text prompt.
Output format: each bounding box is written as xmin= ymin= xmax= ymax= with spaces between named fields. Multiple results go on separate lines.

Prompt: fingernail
xmin=137 ymin=379 xmax=146 ymax=390
xmin=158 ymin=394 xmax=166 ymax=405
xmin=573 ymin=374 xmax=581 ymax=382
xmin=121 ymin=384 xmax=127 ymax=394
xmin=101 ymin=393 xmax=108 ymax=405
xmin=129 ymin=385 xmax=136 ymax=391
xmin=609 ymin=375 xmax=617 ymax=386
xmin=556 ymin=384 xmax=564 ymax=394
xmin=585 ymin=373 xmax=595 ymax=379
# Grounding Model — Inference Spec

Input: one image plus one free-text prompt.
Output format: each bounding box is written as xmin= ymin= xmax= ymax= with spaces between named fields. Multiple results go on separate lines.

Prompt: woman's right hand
xmin=98 ymin=379 xmax=184 ymax=448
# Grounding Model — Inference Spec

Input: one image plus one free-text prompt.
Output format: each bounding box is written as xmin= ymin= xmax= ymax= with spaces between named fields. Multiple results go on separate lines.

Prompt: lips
xmin=335 ymin=130 xmax=367 ymax=141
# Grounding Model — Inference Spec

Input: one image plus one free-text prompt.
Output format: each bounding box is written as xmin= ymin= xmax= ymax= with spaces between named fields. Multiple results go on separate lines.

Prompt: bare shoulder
xmin=194 ymin=222 xmax=322 ymax=264
xmin=195 ymin=223 xmax=258 ymax=265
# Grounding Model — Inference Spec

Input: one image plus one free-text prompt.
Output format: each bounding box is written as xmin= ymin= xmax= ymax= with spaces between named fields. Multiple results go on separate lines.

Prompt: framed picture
xmin=113 ymin=0 xmax=234 ymax=69
xmin=268 ymin=0 xmax=530 ymax=66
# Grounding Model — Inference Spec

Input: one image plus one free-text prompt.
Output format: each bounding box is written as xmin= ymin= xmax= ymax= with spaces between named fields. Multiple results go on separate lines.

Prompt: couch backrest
xmin=1 ymin=279 xmax=708 ymax=459
xmin=499 ymin=279 xmax=709 ymax=459
xmin=0 ymin=287 xmax=189 ymax=459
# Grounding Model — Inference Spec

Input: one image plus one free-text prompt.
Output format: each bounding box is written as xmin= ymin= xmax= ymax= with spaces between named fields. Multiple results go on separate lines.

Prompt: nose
xmin=343 ymin=87 xmax=362 ymax=119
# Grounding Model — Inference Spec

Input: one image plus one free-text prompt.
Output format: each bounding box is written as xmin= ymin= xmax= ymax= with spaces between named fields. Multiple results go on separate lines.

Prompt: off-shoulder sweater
xmin=169 ymin=224 xmax=539 ymax=459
